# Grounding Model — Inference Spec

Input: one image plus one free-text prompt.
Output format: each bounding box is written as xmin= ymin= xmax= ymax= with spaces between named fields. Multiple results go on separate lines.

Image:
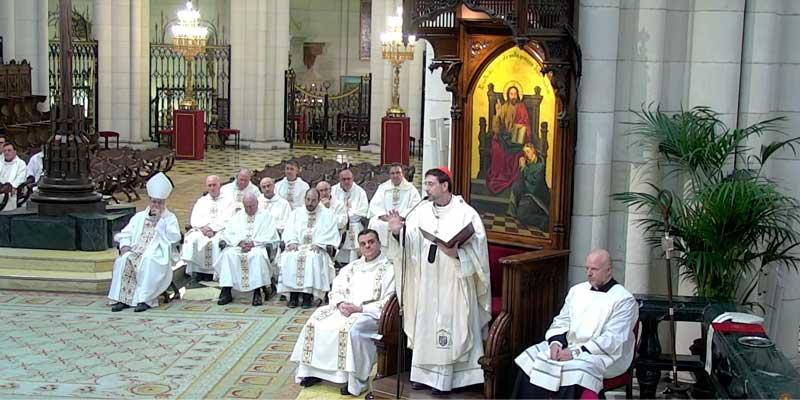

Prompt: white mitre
xmin=146 ymin=172 xmax=173 ymax=199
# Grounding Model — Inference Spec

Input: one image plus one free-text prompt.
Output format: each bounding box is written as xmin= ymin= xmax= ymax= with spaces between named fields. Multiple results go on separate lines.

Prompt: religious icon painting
xmin=468 ymin=46 xmax=557 ymax=242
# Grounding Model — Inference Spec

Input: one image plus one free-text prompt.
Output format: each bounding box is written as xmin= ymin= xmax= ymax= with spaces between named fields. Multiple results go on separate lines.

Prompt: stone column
xmin=0 ymin=1 xmax=16 ymax=62
xmin=37 ymin=0 xmax=49 ymax=105
xmin=421 ymin=41 xmax=451 ymax=174
xmin=129 ymin=0 xmax=149 ymax=144
xmin=94 ymin=0 xmax=113 ymax=137
xmin=568 ymin=0 xmax=620 ymax=285
xmin=367 ymin=0 xmax=392 ymax=152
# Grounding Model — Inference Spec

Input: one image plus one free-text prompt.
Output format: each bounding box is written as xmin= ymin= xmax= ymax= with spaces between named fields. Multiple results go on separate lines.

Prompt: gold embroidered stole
xmin=119 ymin=218 xmax=158 ymax=305
xmin=295 ymin=209 xmax=317 ymax=287
xmin=238 ymin=215 xmax=256 ymax=290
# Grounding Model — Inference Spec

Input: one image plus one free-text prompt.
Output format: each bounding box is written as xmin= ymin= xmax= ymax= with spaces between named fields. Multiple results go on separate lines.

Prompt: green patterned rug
xmin=0 ymin=290 xmax=312 ymax=399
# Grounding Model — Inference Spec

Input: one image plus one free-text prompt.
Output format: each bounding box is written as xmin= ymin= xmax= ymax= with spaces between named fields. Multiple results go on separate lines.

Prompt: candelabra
xmin=171 ymin=1 xmax=208 ymax=109
xmin=380 ymin=7 xmax=415 ymax=117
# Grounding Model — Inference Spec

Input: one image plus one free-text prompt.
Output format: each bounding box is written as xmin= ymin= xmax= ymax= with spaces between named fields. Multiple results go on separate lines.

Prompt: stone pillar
xmin=229 ymin=0 xmax=289 ymax=149
xmin=94 ymin=0 xmax=113 ymax=137
xmin=0 ymin=0 xmax=47 ymax=97
xmin=0 ymin=1 xmax=16 ymax=62
xmin=367 ymin=0 xmax=392 ymax=152
xmin=404 ymin=42 xmax=424 ymax=153
xmin=421 ymin=40 xmax=451 ymax=174
xmin=129 ymin=0 xmax=149 ymax=144
xmin=36 ymin=0 xmax=49 ymax=105
xmin=568 ymin=0 xmax=620 ymax=285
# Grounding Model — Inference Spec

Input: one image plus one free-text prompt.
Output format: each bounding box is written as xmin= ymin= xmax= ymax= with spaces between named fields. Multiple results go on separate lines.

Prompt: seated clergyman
xmin=258 ymin=176 xmax=291 ymax=235
xmin=512 ymin=249 xmax=638 ymax=399
xmin=108 ymin=173 xmax=181 ymax=312
xmin=181 ymin=175 xmax=235 ymax=285
xmin=277 ymin=188 xmax=341 ymax=309
xmin=214 ymin=193 xmax=280 ymax=306
xmin=367 ymin=163 xmax=421 ymax=252
xmin=291 ymin=229 xmax=395 ymax=396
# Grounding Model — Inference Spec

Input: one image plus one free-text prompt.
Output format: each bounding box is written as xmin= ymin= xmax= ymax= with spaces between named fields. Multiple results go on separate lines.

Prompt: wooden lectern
xmin=381 ymin=116 xmax=410 ymax=165
xmin=173 ymin=109 xmax=205 ymax=160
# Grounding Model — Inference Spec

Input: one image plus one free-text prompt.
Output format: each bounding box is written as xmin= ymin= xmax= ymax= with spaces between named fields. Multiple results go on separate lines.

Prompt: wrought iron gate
xmin=48 ymin=41 xmax=98 ymax=135
xmin=284 ymin=69 xmax=371 ymax=149
xmin=149 ymin=21 xmax=230 ymax=143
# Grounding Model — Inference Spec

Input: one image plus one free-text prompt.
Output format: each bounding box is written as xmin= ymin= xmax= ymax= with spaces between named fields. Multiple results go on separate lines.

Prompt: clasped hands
xmin=285 ymin=243 xmax=324 ymax=252
xmin=549 ymin=342 xmax=574 ymax=361
xmin=238 ymin=240 xmax=255 ymax=253
xmin=337 ymin=302 xmax=363 ymax=317
xmin=201 ymin=226 xmax=215 ymax=238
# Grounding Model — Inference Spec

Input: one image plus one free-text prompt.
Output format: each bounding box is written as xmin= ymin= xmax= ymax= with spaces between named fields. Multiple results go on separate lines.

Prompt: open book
xmin=419 ymin=223 xmax=475 ymax=248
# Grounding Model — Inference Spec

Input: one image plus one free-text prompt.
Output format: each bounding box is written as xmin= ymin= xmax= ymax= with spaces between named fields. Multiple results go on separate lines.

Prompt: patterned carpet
xmin=0 ymin=290 xmax=313 ymax=399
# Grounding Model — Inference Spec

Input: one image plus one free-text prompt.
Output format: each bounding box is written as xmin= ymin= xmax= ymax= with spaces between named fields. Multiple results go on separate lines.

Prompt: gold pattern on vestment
xmin=119 ymin=218 xmax=157 ymax=305
xmin=302 ymin=323 xmax=315 ymax=363
xmin=239 ymin=215 xmax=255 ymax=290
xmin=287 ymin=181 xmax=295 ymax=204
xmin=338 ymin=315 xmax=359 ymax=369
xmin=391 ymin=188 xmax=400 ymax=208
xmin=296 ymin=210 xmax=317 ymax=287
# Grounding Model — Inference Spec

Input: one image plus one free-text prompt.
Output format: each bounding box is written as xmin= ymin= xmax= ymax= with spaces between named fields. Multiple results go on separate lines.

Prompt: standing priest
xmin=181 ymin=175 xmax=235 ymax=285
xmin=275 ymin=161 xmax=310 ymax=209
xmin=512 ymin=249 xmax=638 ymax=399
xmin=108 ymin=173 xmax=181 ymax=312
xmin=277 ymin=188 xmax=340 ymax=309
xmin=215 ymin=193 xmax=280 ymax=306
xmin=386 ymin=167 xmax=491 ymax=395
xmin=368 ymin=163 xmax=421 ymax=252
xmin=331 ymin=168 xmax=369 ymax=263
xmin=291 ymin=229 xmax=396 ymax=396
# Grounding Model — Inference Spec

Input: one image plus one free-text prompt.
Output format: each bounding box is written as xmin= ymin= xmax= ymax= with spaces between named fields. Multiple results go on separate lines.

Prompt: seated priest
xmin=1 ymin=142 xmax=28 ymax=211
xmin=316 ymin=180 xmax=348 ymax=232
xmin=275 ymin=160 xmax=310 ymax=209
xmin=215 ymin=192 xmax=280 ymax=306
xmin=108 ymin=173 xmax=181 ymax=312
xmin=291 ymin=229 xmax=396 ymax=396
xmin=512 ymin=249 xmax=638 ymax=399
xmin=277 ymin=188 xmax=341 ymax=309
xmin=258 ymin=177 xmax=291 ymax=235
xmin=367 ymin=163 xmax=422 ymax=252
xmin=331 ymin=168 xmax=369 ymax=264
xmin=221 ymin=168 xmax=260 ymax=209
xmin=181 ymin=175 xmax=235 ymax=285
xmin=26 ymin=148 xmax=44 ymax=184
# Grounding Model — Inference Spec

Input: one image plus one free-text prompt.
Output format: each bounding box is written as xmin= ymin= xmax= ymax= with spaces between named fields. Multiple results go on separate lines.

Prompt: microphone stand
xmin=394 ymin=195 xmax=428 ymax=399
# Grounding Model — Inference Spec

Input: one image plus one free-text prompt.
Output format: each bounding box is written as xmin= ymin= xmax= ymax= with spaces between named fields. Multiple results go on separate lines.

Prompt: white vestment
xmin=108 ymin=209 xmax=181 ymax=307
xmin=214 ymin=210 xmax=280 ymax=292
xmin=514 ymin=282 xmax=638 ymax=393
xmin=291 ymin=254 xmax=396 ymax=395
xmin=26 ymin=151 xmax=44 ymax=182
xmin=275 ymin=177 xmax=310 ymax=210
xmin=367 ymin=179 xmax=421 ymax=249
xmin=331 ymin=183 xmax=369 ymax=263
xmin=258 ymin=194 xmax=292 ymax=233
xmin=277 ymin=205 xmax=341 ymax=300
xmin=387 ymin=195 xmax=492 ymax=391
xmin=1 ymin=156 xmax=27 ymax=211
xmin=220 ymin=181 xmax=260 ymax=211
xmin=181 ymin=193 xmax=236 ymax=275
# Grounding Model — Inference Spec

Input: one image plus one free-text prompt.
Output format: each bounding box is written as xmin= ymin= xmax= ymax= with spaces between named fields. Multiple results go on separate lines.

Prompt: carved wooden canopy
xmin=403 ymin=0 xmax=580 ymax=250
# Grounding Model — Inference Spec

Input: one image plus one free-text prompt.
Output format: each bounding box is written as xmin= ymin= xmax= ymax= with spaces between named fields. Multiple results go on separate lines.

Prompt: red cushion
xmin=159 ymin=129 xmax=174 ymax=135
xmin=488 ymin=244 xmax=527 ymax=296
xmin=491 ymin=296 xmax=502 ymax=318
xmin=97 ymin=131 xmax=119 ymax=138
xmin=218 ymin=128 xmax=239 ymax=135
xmin=603 ymin=373 xmax=630 ymax=390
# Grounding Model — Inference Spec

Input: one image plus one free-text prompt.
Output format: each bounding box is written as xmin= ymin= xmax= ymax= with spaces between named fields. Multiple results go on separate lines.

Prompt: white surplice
xmin=214 ymin=209 xmax=280 ymax=292
xmin=277 ymin=205 xmax=341 ymax=300
xmin=367 ymin=179 xmax=422 ymax=249
xmin=331 ymin=183 xmax=369 ymax=263
xmin=387 ymin=195 xmax=492 ymax=392
xmin=291 ymin=254 xmax=396 ymax=395
xmin=108 ymin=209 xmax=181 ymax=307
xmin=258 ymin=194 xmax=292 ymax=233
xmin=26 ymin=151 xmax=44 ymax=182
xmin=181 ymin=193 xmax=236 ymax=275
xmin=514 ymin=282 xmax=638 ymax=393
xmin=1 ymin=156 xmax=27 ymax=211
xmin=220 ymin=181 xmax=260 ymax=211
xmin=275 ymin=177 xmax=310 ymax=210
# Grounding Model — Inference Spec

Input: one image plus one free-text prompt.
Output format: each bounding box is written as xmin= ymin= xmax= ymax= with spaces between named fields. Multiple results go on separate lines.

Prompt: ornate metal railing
xmin=149 ymin=43 xmax=230 ymax=142
xmin=284 ymin=69 xmax=371 ymax=150
xmin=48 ymin=40 xmax=98 ymax=135
xmin=404 ymin=0 xmax=572 ymax=36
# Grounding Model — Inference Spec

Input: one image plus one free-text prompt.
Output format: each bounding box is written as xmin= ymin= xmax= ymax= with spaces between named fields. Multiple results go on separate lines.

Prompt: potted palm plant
xmin=613 ymin=106 xmax=800 ymax=304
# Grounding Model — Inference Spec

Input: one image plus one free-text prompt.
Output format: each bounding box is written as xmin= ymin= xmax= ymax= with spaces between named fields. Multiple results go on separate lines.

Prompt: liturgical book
xmin=419 ymin=223 xmax=475 ymax=248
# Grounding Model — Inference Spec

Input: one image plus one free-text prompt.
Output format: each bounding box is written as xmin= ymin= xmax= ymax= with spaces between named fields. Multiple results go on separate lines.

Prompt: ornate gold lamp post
xmin=380 ymin=7 xmax=415 ymax=117
xmin=171 ymin=1 xmax=208 ymax=109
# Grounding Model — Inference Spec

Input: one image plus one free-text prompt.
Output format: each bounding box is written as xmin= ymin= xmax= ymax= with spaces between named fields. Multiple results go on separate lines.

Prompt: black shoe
xmin=299 ymin=377 xmax=321 ymax=387
xmin=280 ymin=295 xmax=287 ymax=302
xmin=301 ymin=293 xmax=313 ymax=309
xmin=111 ymin=302 xmax=129 ymax=312
xmin=288 ymin=292 xmax=299 ymax=308
xmin=430 ymin=388 xmax=451 ymax=396
xmin=410 ymin=382 xmax=427 ymax=390
xmin=252 ymin=288 xmax=263 ymax=306
xmin=340 ymin=385 xmax=354 ymax=396
xmin=134 ymin=302 xmax=150 ymax=312
xmin=217 ymin=287 xmax=233 ymax=305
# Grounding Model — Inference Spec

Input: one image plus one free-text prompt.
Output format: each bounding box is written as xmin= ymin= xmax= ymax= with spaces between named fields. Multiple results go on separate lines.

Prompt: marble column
xmin=0 ymin=1 xmax=16 ymax=62
xmin=421 ymin=41 xmax=451 ymax=174
xmin=0 ymin=0 xmax=48 ymax=98
xmin=129 ymin=0 xmax=149 ymax=144
xmin=568 ymin=0 xmax=620 ymax=285
xmin=367 ymin=0 xmax=392 ymax=152
xmin=36 ymin=0 xmax=49 ymax=107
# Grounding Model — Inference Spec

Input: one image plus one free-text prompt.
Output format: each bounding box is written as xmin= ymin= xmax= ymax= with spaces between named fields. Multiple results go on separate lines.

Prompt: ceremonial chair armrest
xmin=219 ymin=240 xmax=228 ymax=250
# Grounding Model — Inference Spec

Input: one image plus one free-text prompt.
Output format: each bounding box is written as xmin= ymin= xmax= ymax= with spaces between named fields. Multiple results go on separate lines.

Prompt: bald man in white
xmin=181 ymin=175 xmax=235 ymax=284
xmin=512 ymin=249 xmax=638 ymax=399
xmin=221 ymin=168 xmax=261 ymax=210
xmin=259 ymin=177 xmax=292 ymax=234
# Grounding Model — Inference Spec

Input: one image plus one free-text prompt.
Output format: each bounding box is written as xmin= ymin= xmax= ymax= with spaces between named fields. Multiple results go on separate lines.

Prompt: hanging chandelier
xmin=171 ymin=1 xmax=209 ymax=109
